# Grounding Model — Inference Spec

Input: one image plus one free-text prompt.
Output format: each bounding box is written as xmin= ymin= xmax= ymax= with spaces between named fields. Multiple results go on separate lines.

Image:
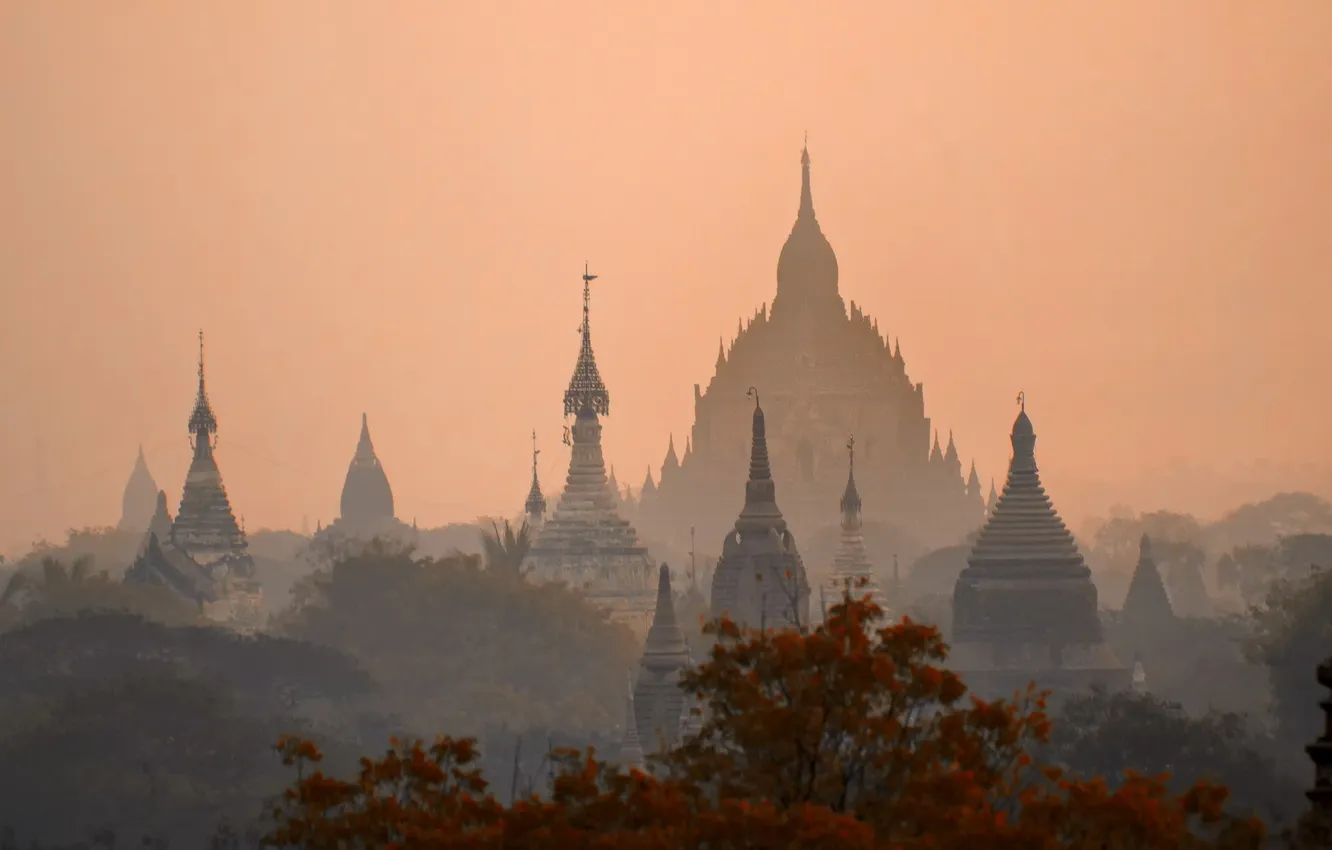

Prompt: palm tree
xmin=481 ymin=520 xmax=532 ymax=579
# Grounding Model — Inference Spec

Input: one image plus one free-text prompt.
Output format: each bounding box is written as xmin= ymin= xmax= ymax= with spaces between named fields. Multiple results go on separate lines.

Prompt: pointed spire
xmin=663 ymin=435 xmax=679 ymax=471
xmin=893 ymin=337 xmax=902 ymax=360
xmin=355 ymin=412 xmax=375 ymax=459
xmin=716 ymin=337 xmax=726 ymax=370
xmin=839 ymin=435 xmax=861 ymax=518
xmin=188 ymin=330 xmax=218 ymax=447
xmin=641 ymin=465 xmax=657 ymax=496
xmin=563 ymin=264 xmax=611 ymax=418
xmin=1122 ymin=534 xmax=1174 ymax=628
xmin=966 ymin=460 xmax=982 ymax=494
xmin=525 ymin=429 xmax=546 ymax=522
xmin=799 ymin=133 xmax=814 ymax=220
xmin=683 ymin=436 xmax=692 ymax=461
xmin=737 ymin=388 xmax=784 ymax=530
xmin=341 ymin=412 xmax=395 ymax=526
xmin=929 ymin=430 xmax=943 ymax=464
xmin=944 ymin=430 xmax=960 ymax=468
xmin=120 ymin=445 xmax=160 ymax=532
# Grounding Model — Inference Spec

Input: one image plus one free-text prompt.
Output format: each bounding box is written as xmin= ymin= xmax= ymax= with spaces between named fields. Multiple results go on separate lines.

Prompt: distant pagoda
xmin=1306 ymin=659 xmax=1332 ymax=837
xmin=825 ymin=436 xmax=879 ymax=612
xmin=1121 ymin=535 xmax=1175 ymax=633
xmin=633 ymin=564 xmax=691 ymax=754
xmin=950 ymin=396 xmax=1127 ymax=698
xmin=118 ymin=446 xmax=159 ymax=533
xmin=524 ymin=429 xmax=547 ymax=529
xmin=127 ymin=332 xmax=262 ymax=630
xmin=710 ymin=389 xmax=810 ymax=632
xmin=314 ymin=413 xmax=415 ymax=550
xmin=522 ymin=265 xmax=654 ymax=631
xmin=617 ymin=672 xmax=646 ymax=772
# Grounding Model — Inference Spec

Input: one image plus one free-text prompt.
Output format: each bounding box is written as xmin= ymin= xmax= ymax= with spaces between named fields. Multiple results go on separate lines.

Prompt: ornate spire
xmin=774 ymin=140 xmax=840 ymax=315
xmin=188 ymin=330 xmax=218 ymax=450
xmin=737 ymin=387 xmax=782 ymax=529
xmin=618 ymin=672 xmax=646 ymax=771
xmin=563 ymin=263 xmax=610 ymax=418
xmin=525 ymin=429 xmax=546 ymax=522
xmin=634 ymin=564 xmax=691 ymax=753
xmin=839 ymin=436 xmax=861 ymax=518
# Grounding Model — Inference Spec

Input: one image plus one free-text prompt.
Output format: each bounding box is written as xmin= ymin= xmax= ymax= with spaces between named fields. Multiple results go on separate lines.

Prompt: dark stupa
xmin=341 ymin=413 xmax=395 ymax=527
xmin=950 ymin=398 xmax=1127 ymax=698
xmin=710 ymin=389 xmax=810 ymax=631
xmin=118 ymin=446 xmax=159 ymax=533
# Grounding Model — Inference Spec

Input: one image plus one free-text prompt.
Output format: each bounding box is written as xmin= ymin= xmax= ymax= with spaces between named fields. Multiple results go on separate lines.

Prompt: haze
xmin=2 ymin=1 xmax=1330 ymax=552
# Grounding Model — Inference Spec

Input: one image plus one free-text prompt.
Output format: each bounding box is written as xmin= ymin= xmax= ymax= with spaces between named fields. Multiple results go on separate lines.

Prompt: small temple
xmin=524 ymin=429 xmax=547 ymax=530
xmin=617 ymin=673 xmax=646 ymax=772
xmin=632 ymin=564 xmax=691 ymax=754
xmin=1121 ymin=534 xmax=1175 ymax=634
xmin=710 ymin=388 xmax=810 ymax=632
xmin=949 ymin=395 xmax=1127 ymax=698
xmin=522 ymin=265 xmax=655 ymax=634
xmin=824 ymin=436 xmax=879 ymax=614
xmin=125 ymin=332 xmax=263 ymax=630
xmin=118 ymin=446 xmax=159 ymax=534
xmin=313 ymin=413 xmax=416 ymax=550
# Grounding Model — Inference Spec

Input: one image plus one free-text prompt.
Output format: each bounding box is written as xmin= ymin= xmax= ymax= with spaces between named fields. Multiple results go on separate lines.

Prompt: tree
xmin=1046 ymin=688 xmax=1301 ymax=826
xmin=1208 ymin=493 xmax=1332 ymax=552
xmin=0 ymin=555 xmax=200 ymax=630
xmin=266 ymin=591 xmax=1265 ymax=848
xmin=480 ymin=519 xmax=532 ymax=578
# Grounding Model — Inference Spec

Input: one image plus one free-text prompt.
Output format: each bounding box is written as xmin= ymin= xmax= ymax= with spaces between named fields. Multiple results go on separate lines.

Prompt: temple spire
xmin=563 ymin=264 xmax=610 ymax=418
xmin=618 ymin=671 xmax=646 ymax=770
xmin=799 ymin=134 xmax=813 ymax=219
xmin=839 ymin=435 xmax=861 ymax=518
xmin=188 ymin=330 xmax=218 ymax=452
xmin=525 ymin=429 xmax=546 ymax=524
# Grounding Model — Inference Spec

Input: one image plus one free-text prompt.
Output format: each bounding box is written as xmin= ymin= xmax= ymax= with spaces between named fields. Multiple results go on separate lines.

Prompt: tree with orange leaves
xmin=264 ymin=589 xmax=1267 ymax=849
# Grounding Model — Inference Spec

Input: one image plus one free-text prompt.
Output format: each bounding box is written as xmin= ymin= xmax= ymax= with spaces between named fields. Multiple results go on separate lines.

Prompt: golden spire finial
xmin=1016 ymin=390 xmax=1026 ymax=412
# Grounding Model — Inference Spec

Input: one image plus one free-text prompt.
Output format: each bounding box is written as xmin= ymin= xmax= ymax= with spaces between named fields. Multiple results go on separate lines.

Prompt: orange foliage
xmin=264 ymin=590 xmax=1266 ymax=849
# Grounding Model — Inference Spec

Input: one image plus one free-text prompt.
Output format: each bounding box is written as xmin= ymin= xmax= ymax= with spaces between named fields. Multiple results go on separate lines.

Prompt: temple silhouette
xmin=637 ymin=143 xmax=987 ymax=564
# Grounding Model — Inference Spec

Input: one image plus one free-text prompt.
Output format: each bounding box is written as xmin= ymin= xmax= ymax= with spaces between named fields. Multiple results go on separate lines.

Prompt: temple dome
xmin=340 ymin=413 xmax=395 ymax=526
xmin=773 ymin=144 xmax=840 ymax=317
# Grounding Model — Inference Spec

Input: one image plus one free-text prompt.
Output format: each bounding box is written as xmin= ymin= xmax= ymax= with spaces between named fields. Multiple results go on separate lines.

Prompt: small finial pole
xmin=747 ymin=386 xmax=759 ymax=408
xmin=847 ymin=435 xmax=855 ymax=471
xmin=531 ymin=428 xmax=539 ymax=471
xmin=689 ymin=524 xmax=696 ymax=591
xmin=1016 ymin=390 xmax=1025 ymax=412
xmin=197 ymin=329 xmax=205 ymax=380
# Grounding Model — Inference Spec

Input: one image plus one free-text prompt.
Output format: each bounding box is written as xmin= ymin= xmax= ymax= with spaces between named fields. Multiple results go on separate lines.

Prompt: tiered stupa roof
xmin=524 ymin=267 xmax=654 ymax=625
xmin=119 ymin=446 xmax=159 ymax=533
xmin=524 ymin=429 xmax=547 ymax=526
xmin=950 ymin=398 xmax=1125 ymax=695
xmin=171 ymin=332 xmax=252 ymax=576
xmin=710 ymin=389 xmax=810 ymax=631
xmin=827 ymin=437 xmax=878 ymax=609
xmin=633 ymin=564 xmax=691 ymax=754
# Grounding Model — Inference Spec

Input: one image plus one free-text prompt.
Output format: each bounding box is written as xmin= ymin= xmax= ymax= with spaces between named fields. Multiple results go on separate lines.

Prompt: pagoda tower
xmin=639 ymin=141 xmax=981 ymax=558
xmin=522 ymin=266 xmax=654 ymax=623
xmin=950 ymin=396 xmax=1127 ymax=698
xmin=710 ymin=389 xmax=810 ymax=632
xmin=1121 ymin=535 xmax=1175 ymax=633
xmin=171 ymin=332 xmax=253 ymax=576
xmin=317 ymin=413 xmax=415 ymax=547
xmin=826 ymin=436 xmax=878 ymax=610
xmin=617 ymin=673 xmax=646 ymax=772
xmin=524 ymin=430 xmax=547 ymax=529
xmin=633 ymin=564 xmax=691 ymax=754
xmin=118 ymin=446 xmax=159 ymax=533
xmin=1306 ymin=659 xmax=1332 ymax=832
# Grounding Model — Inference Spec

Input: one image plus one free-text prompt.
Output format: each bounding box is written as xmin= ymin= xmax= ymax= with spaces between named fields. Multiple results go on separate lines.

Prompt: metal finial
xmin=747 ymin=386 xmax=759 ymax=408
xmin=847 ymin=435 xmax=855 ymax=471
xmin=1016 ymin=390 xmax=1025 ymax=412
xmin=531 ymin=429 xmax=540 ymax=472
xmin=197 ymin=329 xmax=205 ymax=381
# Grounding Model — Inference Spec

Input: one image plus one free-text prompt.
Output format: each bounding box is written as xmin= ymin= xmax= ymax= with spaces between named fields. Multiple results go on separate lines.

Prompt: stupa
xmin=118 ymin=446 xmax=159 ymax=533
xmin=617 ymin=673 xmax=646 ymax=772
xmin=1306 ymin=659 xmax=1332 ymax=829
xmin=633 ymin=564 xmax=691 ymax=754
xmin=522 ymin=265 xmax=655 ymax=632
xmin=949 ymin=396 xmax=1127 ymax=698
xmin=524 ymin=430 xmax=547 ymax=530
xmin=313 ymin=413 xmax=416 ymax=551
xmin=1121 ymin=535 xmax=1174 ymax=633
xmin=825 ymin=436 xmax=878 ymax=613
xmin=710 ymin=388 xmax=810 ymax=632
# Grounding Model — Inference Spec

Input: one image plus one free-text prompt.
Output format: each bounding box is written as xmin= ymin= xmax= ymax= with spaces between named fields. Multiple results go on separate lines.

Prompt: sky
xmin=1 ymin=2 xmax=1330 ymax=552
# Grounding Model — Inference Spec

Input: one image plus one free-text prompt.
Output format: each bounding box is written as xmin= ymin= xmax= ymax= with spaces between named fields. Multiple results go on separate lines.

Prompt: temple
xmin=126 ymin=332 xmax=262 ymax=629
xmin=522 ymin=266 xmax=656 ymax=633
xmin=638 ymin=143 xmax=986 ymax=562
xmin=118 ymin=446 xmax=159 ymax=533
xmin=632 ymin=564 xmax=691 ymax=754
xmin=314 ymin=413 xmax=415 ymax=548
xmin=710 ymin=389 xmax=810 ymax=631
xmin=1121 ymin=535 xmax=1174 ymax=633
xmin=824 ymin=436 xmax=879 ymax=612
xmin=949 ymin=398 xmax=1127 ymax=698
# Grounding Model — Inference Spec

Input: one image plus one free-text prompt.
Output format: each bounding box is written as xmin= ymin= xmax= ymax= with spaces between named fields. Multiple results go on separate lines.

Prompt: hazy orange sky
xmin=2 ymin=2 xmax=1330 ymax=552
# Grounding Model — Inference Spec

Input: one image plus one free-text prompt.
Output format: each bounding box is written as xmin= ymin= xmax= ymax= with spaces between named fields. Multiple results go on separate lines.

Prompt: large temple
xmin=710 ymin=390 xmax=810 ymax=631
xmin=949 ymin=399 xmax=1127 ymax=698
xmin=125 ymin=332 xmax=263 ymax=630
xmin=312 ymin=413 xmax=416 ymax=550
xmin=638 ymin=143 xmax=986 ymax=562
xmin=522 ymin=266 xmax=656 ymax=632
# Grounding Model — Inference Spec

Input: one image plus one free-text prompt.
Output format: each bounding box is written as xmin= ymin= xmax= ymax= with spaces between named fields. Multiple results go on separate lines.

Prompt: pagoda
xmin=950 ymin=396 xmax=1127 ymax=698
xmin=522 ymin=265 xmax=655 ymax=632
xmin=617 ymin=673 xmax=647 ymax=772
xmin=524 ymin=430 xmax=547 ymax=530
xmin=1121 ymin=535 xmax=1175 ymax=634
xmin=638 ymin=142 xmax=984 ymax=557
xmin=710 ymin=389 xmax=810 ymax=632
xmin=118 ymin=446 xmax=159 ymax=533
xmin=126 ymin=332 xmax=262 ymax=630
xmin=314 ymin=413 xmax=415 ymax=551
xmin=633 ymin=564 xmax=691 ymax=754
xmin=825 ymin=436 xmax=879 ymax=612
xmin=1306 ymin=659 xmax=1332 ymax=836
